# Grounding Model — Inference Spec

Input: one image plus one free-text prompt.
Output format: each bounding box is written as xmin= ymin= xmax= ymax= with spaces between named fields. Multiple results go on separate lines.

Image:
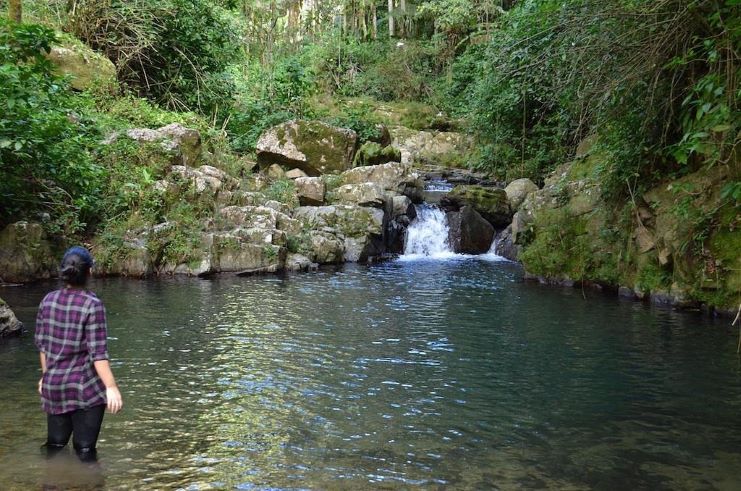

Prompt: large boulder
xmin=169 ymin=164 xmax=237 ymax=197
xmin=108 ymin=123 xmax=202 ymax=167
xmin=441 ymin=185 xmax=512 ymax=227
xmin=256 ymin=120 xmax=358 ymax=176
xmin=0 ymin=298 xmax=23 ymax=338
xmin=95 ymin=237 xmax=153 ymax=277
xmin=293 ymin=205 xmax=386 ymax=263
xmin=505 ymin=178 xmax=539 ymax=211
xmin=340 ymin=162 xmax=423 ymax=202
xmin=0 ymin=222 xmax=56 ymax=283
xmin=447 ymin=206 xmax=495 ymax=254
xmin=304 ymin=231 xmax=345 ymax=264
xmin=46 ymin=34 xmax=117 ymax=93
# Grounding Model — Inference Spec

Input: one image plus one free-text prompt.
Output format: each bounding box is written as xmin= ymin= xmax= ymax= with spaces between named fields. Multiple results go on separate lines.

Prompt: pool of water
xmin=1 ymin=259 xmax=740 ymax=490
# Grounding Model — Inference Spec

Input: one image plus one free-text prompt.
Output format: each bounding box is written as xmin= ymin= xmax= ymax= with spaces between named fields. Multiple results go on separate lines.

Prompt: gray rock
xmin=119 ymin=124 xmax=202 ymax=167
xmin=45 ymin=37 xmax=117 ymax=93
xmin=334 ymin=183 xmax=386 ymax=207
xmin=493 ymin=226 xmax=520 ymax=261
xmin=267 ymin=164 xmax=286 ymax=180
xmin=340 ymin=162 xmax=423 ymax=202
xmin=305 ymin=231 xmax=345 ymax=264
xmin=285 ymin=168 xmax=308 ymax=179
xmin=294 ymin=177 xmax=325 ymax=206
xmin=285 ymin=253 xmax=317 ymax=272
xmin=441 ymin=185 xmax=512 ymax=227
xmin=0 ymin=297 xmax=23 ymax=338
xmin=391 ymin=195 xmax=416 ymax=220
xmin=504 ymin=178 xmax=538 ymax=211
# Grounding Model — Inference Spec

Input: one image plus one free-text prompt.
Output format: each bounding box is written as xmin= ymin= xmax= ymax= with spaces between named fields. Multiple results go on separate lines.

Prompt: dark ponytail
xmin=60 ymin=246 xmax=94 ymax=286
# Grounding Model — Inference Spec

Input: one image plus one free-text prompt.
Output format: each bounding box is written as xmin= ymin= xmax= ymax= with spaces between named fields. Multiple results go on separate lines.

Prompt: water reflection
xmin=1 ymin=261 xmax=740 ymax=489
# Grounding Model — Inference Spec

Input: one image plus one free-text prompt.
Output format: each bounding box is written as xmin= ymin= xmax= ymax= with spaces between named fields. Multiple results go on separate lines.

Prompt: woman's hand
xmin=106 ymin=386 xmax=123 ymax=414
xmin=38 ymin=378 xmax=43 ymax=395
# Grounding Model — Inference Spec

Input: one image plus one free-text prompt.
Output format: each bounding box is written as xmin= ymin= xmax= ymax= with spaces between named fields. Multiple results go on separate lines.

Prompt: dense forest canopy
xmin=0 ymin=0 xmax=738 ymax=235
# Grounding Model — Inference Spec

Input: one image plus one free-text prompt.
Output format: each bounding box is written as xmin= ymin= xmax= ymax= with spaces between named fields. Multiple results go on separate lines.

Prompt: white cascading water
xmin=401 ymin=205 xmax=456 ymax=259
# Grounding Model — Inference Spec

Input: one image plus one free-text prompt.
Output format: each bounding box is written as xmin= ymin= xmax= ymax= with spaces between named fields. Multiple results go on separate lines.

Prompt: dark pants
xmin=45 ymin=404 xmax=106 ymax=461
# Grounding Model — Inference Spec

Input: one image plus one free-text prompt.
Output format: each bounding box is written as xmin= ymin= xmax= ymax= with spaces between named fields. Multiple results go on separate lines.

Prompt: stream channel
xmin=1 ymin=207 xmax=741 ymax=490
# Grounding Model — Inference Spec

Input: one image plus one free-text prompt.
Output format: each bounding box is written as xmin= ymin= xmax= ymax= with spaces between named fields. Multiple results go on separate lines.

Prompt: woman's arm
xmin=93 ymin=360 xmax=123 ymax=414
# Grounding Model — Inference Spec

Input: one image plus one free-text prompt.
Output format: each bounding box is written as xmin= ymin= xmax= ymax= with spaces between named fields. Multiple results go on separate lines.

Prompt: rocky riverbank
xmin=494 ymin=140 xmax=740 ymax=315
xmin=0 ymin=117 xmax=480 ymax=281
xmin=0 ymin=115 xmax=737 ymax=317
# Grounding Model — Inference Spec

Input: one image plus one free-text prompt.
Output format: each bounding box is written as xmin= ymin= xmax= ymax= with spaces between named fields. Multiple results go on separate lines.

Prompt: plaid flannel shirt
xmin=34 ymin=288 xmax=109 ymax=415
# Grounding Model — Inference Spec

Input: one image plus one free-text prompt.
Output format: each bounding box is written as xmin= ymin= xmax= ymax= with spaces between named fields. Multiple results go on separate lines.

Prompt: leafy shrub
xmin=68 ymin=0 xmax=239 ymax=115
xmin=0 ymin=20 xmax=103 ymax=234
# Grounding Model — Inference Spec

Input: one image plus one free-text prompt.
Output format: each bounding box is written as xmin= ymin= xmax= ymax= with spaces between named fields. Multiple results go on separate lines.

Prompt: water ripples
xmin=1 ymin=262 xmax=741 ymax=489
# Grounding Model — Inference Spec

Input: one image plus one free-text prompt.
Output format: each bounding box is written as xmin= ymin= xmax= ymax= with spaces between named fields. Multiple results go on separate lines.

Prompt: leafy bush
xmin=68 ymin=0 xmax=239 ymax=114
xmin=458 ymin=0 xmax=738 ymax=191
xmin=0 ymin=20 xmax=103 ymax=234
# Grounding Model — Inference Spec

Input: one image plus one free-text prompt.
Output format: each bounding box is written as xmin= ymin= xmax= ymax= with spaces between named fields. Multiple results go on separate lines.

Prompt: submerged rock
xmin=256 ymin=120 xmax=358 ymax=176
xmin=0 ymin=298 xmax=23 ymax=338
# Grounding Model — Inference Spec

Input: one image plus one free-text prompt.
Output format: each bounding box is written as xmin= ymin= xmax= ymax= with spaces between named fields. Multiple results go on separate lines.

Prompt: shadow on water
xmin=1 ymin=260 xmax=740 ymax=490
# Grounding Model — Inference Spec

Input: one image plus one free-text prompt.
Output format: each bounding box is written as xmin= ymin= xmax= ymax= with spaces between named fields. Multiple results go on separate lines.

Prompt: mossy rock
xmin=444 ymin=185 xmax=512 ymax=227
xmin=0 ymin=221 xmax=56 ymax=283
xmin=352 ymin=142 xmax=401 ymax=167
xmin=46 ymin=33 xmax=117 ymax=93
xmin=256 ymin=120 xmax=358 ymax=176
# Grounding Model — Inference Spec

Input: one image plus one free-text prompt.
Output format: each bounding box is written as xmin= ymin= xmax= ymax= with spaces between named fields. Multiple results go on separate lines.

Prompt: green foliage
xmin=0 ymin=20 xmax=103 ymax=234
xmin=263 ymin=179 xmax=298 ymax=207
xmin=454 ymin=0 xmax=738 ymax=191
xmin=68 ymin=0 xmax=239 ymax=114
xmin=318 ymin=101 xmax=384 ymax=143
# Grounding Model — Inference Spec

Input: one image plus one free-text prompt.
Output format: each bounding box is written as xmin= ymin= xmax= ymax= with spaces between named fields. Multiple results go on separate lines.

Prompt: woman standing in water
xmin=35 ymin=246 xmax=123 ymax=461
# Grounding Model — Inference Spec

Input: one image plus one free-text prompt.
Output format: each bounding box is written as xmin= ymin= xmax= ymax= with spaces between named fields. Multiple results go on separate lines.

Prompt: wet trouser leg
xmin=44 ymin=412 xmax=73 ymax=458
xmin=45 ymin=405 xmax=105 ymax=461
xmin=70 ymin=405 xmax=105 ymax=461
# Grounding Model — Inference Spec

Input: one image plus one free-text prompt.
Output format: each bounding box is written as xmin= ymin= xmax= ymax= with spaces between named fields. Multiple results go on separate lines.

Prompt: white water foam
xmin=399 ymin=204 xmax=511 ymax=262
xmin=478 ymin=237 xmax=509 ymax=262
xmin=400 ymin=205 xmax=458 ymax=261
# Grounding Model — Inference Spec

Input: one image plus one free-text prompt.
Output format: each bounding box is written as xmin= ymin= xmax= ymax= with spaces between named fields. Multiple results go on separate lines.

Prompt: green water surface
xmin=1 ymin=259 xmax=740 ymax=490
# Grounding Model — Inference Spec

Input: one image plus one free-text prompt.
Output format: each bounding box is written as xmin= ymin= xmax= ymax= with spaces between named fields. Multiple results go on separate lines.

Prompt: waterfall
xmin=401 ymin=205 xmax=455 ymax=259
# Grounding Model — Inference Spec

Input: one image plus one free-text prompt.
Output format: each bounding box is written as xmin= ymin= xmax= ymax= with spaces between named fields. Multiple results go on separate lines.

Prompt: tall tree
xmin=8 ymin=0 xmax=22 ymax=23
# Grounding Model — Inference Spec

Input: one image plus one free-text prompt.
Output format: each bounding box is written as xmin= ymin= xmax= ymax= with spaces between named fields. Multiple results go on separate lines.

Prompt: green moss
xmin=352 ymin=142 xmax=401 ymax=167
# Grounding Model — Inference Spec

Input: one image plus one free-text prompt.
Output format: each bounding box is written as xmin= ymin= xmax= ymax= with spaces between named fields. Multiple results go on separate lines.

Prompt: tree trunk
xmin=388 ymin=0 xmax=394 ymax=37
xmin=371 ymin=4 xmax=377 ymax=39
xmin=9 ymin=0 xmax=21 ymax=23
xmin=399 ymin=0 xmax=406 ymax=37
